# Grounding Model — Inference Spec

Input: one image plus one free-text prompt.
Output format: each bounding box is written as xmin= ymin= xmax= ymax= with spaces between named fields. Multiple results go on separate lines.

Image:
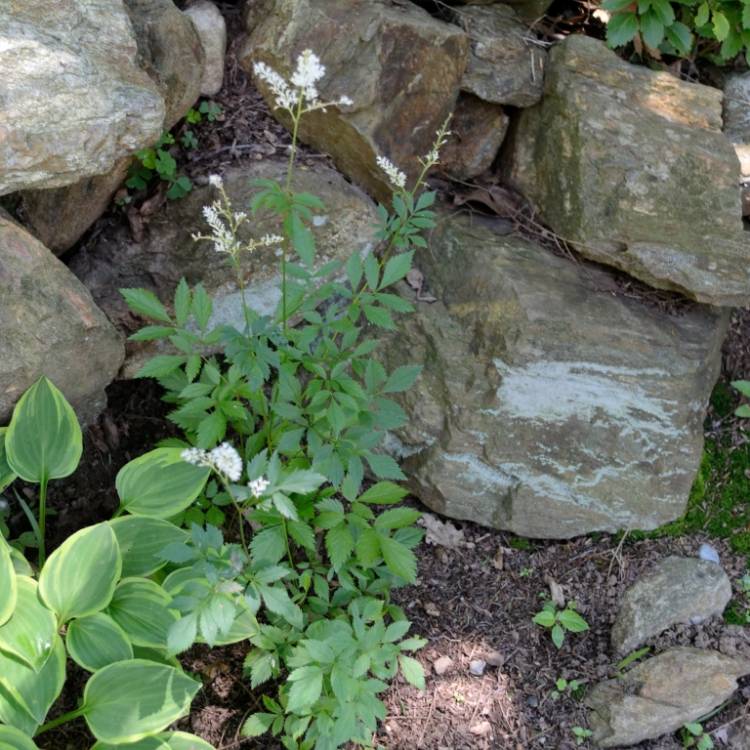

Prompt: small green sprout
xmin=533 ymin=599 xmax=589 ymax=649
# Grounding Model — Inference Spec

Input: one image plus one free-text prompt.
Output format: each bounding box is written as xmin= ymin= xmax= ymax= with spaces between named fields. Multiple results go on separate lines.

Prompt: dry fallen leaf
xmin=545 ymin=575 xmax=565 ymax=608
xmin=469 ymin=720 xmax=493 ymax=737
xmin=420 ymin=513 xmax=467 ymax=549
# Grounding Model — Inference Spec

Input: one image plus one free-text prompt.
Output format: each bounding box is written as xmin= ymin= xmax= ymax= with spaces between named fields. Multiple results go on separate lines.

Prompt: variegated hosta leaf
xmin=38 ymin=523 xmax=121 ymax=622
xmin=5 ymin=376 xmax=82 ymax=483
xmin=91 ymin=732 xmax=214 ymax=749
xmin=0 ymin=577 xmax=56 ymax=671
xmin=0 ymin=428 xmax=17 ymax=493
xmin=109 ymin=516 xmax=187 ymax=577
xmin=106 ymin=578 xmax=177 ymax=649
xmin=0 ymin=725 xmax=40 ymax=750
xmin=0 ymin=534 xmax=16 ymax=627
xmin=115 ymin=448 xmax=209 ymax=519
xmin=66 ymin=613 xmax=133 ymax=672
xmin=82 ymin=660 xmax=201 ymax=743
xmin=0 ymin=634 xmax=66 ymax=735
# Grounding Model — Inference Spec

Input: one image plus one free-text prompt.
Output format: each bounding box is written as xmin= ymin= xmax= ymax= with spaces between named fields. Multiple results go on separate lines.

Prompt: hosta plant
xmin=0 ymin=378 xmax=221 ymax=748
xmin=121 ymin=48 xmax=445 ymax=749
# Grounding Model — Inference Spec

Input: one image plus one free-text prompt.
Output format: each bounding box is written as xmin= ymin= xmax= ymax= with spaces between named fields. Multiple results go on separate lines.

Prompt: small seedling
xmin=551 ymin=677 xmax=583 ymax=700
xmin=572 ymin=726 xmax=592 ymax=745
xmin=519 ymin=566 xmax=534 ymax=578
xmin=533 ymin=599 xmax=589 ymax=649
xmin=681 ymin=722 xmax=714 ymax=749
xmin=732 ymin=380 xmax=750 ymax=417
xmin=126 ymin=131 xmax=193 ymax=199
xmin=616 ymin=646 xmax=651 ymax=676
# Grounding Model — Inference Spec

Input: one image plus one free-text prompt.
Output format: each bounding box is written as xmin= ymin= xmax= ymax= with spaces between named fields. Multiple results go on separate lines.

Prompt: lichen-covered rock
xmin=240 ymin=0 xmax=469 ymax=202
xmin=0 ymin=0 xmax=164 ymax=196
xmin=506 ymin=35 xmax=747 ymax=307
xmin=0 ymin=215 xmax=124 ymax=424
xmin=587 ymin=648 xmax=750 ymax=747
xmin=454 ymin=4 xmax=546 ymax=107
xmin=383 ymin=214 xmax=727 ymax=538
xmin=185 ymin=0 xmax=227 ymax=96
xmin=440 ymin=94 xmax=508 ymax=180
xmin=20 ymin=0 xmax=204 ymax=254
xmin=611 ymin=556 xmax=732 ymax=655
xmin=69 ymin=162 xmax=378 ymax=376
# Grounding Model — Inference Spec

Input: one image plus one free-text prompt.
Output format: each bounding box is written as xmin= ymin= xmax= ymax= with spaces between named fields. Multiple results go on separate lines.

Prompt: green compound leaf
xmin=39 ymin=523 xmax=121 ymax=622
xmin=66 ymin=613 xmax=134 ymax=672
xmin=110 ymin=516 xmax=187 ymax=577
xmin=83 ymin=660 xmax=201 ymax=743
xmin=115 ymin=448 xmax=210 ymax=518
xmin=5 ymin=376 xmax=82 ymax=483
xmin=398 ymin=654 xmax=425 ymax=690
xmin=120 ymin=288 xmax=172 ymax=324
xmin=606 ymin=12 xmax=639 ymax=47
xmin=0 ymin=577 xmax=56 ymax=671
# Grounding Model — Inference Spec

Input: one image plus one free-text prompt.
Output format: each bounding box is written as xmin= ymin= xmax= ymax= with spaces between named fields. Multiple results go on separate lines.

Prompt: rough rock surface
xmin=0 ymin=215 xmax=124 ymax=424
xmin=458 ymin=0 xmax=554 ymax=23
xmin=124 ymin=0 xmax=205 ymax=131
xmin=440 ymin=94 xmax=508 ymax=180
xmin=241 ymin=0 xmax=469 ymax=202
xmin=69 ymin=162 xmax=378 ymax=376
xmin=506 ymin=35 xmax=748 ymax=307
xmin=611 ymin=556 xmax=732 ymax=655
xmin=586 ymin=648 xmax=750 ymax=747
xmin=185 ymin=0 xmax=227 ymax=96
xmin=454 ymin=4 xmax=546 ymax=107
xmin=383 ymin=214 xmax=728 ymax=538
xmin=0 ymin=0 xmax=164 ymax=196
xmin=20 ymin=0 xmax=204 ymax=255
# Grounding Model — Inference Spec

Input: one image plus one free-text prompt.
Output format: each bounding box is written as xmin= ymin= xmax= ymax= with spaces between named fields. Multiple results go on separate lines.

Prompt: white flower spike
xmin=376 ymin=155 xmax=407 ymax=190
xmin=181 ymin=447 xmax=210 ymax=467
xmin=209 ymin=442 xmax=243 ymax=482
xmin=248 ymin=476 xmax=270 ymax=498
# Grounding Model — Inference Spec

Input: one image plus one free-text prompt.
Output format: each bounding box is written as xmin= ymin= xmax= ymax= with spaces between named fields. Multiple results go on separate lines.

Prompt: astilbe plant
xmin=118 ymin=49 xmax=450 ymax=749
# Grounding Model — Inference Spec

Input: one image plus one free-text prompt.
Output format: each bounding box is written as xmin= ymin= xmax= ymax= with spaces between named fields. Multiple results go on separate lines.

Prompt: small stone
xmin=611 ymin=556 xmax=732 ymax=654
xmin=424 ymin=601 xmax=441 ymax=618
xmin=469 ymin=720 xmax=493 ymax=736
xmin=433 ymin=656 xmax=454 ymax=675
xmin=469 ymin=659 xmax=486 ymax=676
xmin=587 ymin=648 xmax=750 ymax=747
xmin=485 ymin=650 xmax=505 ymax=667
xmin=699 ymin=543 xmax=720 ymax=564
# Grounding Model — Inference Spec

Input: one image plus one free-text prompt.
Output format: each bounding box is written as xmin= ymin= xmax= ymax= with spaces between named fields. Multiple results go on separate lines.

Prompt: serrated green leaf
xmin=359 ymin=481 xmax=409 ymax=505
xmin=606 ymin=12 xmax=639 ymax=47
xmin=121 ymin=289 xmax=172 ymax=323
xmin=325 ymin=524 xmax=354 ymax=571
xmin=398 ymin=655 xmax=425 ymax=689
xmin=379 ymin=535 xmax=417 ymax=582
xmin=242 ymin=713 xmax=276 ymax=737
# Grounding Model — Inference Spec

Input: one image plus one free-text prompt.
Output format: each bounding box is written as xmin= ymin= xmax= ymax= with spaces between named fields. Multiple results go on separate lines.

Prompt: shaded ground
xmin=19 ymin=2 xmax=750 ymax=749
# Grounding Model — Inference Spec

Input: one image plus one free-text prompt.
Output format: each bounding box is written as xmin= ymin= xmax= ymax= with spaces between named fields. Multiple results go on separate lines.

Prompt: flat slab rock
xmin=611 ymin=556 xmax=732 ymax=655
xmin=0 ymin=215 xmax=124 ymax=424
xmin=587 ymin=647 xmax=750 ymax=747
xmin=0 ymin=0 xmax=164 ymax=196
xmin=69 ymin=161 xmax=378 ymax=376
xmin=383 ymin=214 xmax=728 ymax=538
xmin=506 ymin=35 xmax=748 ymax=307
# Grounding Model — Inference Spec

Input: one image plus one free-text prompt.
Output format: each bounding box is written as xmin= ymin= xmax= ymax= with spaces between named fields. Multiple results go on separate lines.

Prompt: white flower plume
xmin=253 ymin=50 xmax=353 ymax=114
xmin=376 ymin=155 xmax=407 ymax=190
xmin=209 ymin=442 xmax=243 ymax=482
xmin=248 ymin=476 xmax=270 ymax=498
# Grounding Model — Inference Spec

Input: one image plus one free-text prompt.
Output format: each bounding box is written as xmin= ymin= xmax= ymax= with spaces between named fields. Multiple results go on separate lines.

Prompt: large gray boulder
xmin=455 ymin=0 xmax=554 ymax=24
xmin=0 ymin=0 xmax=164 ymax=196
xmin=611 ymin=556 xmax=732 ymax=655
xmin=184 ymin=0 xmax=227 ymax=96
xmin=0 ymin=215 xmax=124 ymax=424
xmin=241 ymin=0 xmax=469 ymax=202
xmin=587 ymin=648 xmax=750 ymax=747
xmin=454 ymin=4 xmax=546 ymax=107
xmin=505 ymin=35 xmax=748 ymax=307
xmin=68 ymin=161 xmax=378 ymax=376
xmin=19 ymin=0 xmax=205 ymax=255
xmin=383 ymin=214 xmax=728 ymax=538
